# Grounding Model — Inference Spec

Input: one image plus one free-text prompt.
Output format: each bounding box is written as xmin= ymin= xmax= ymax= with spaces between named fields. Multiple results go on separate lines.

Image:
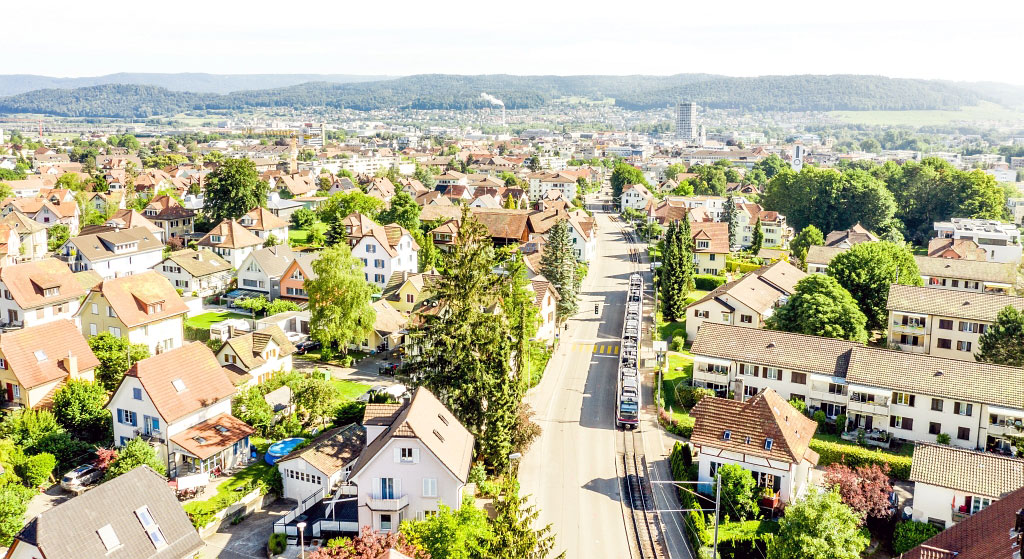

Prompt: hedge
xmin=716 ymin=520 xmax=780 ymax=559
xmin=659 ymin=409 xmax=694 ymax=438
xmin=184 ymin=324 xmax=211 ymax=342
xmin=693 ymin=274 xmax=727 ymax=291
xmin=808 ymin=438 xmax=913 ymax=480
xmin=727 ymin=260 xmax=763 ymax=274
xmin=893 ymin=521 xmax=942 ymax=554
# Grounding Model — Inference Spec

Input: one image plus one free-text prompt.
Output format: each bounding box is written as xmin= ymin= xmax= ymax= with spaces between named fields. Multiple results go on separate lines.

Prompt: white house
xmin=620 ymin=184 xmax=653 ymax=213
xmin=236 ymin=246 xmax=298 ymax=300
xmin=690 ymin=388 xmax=819 ymax=504
xmin=0 ymin=258 xmax=85 ymax=328
xmin=910 ymin=442 xmax=1024 ymax=529
xmin=527 ymin=171 xmax=578 ymax=202
xmin=106 ymin=342 xmax=250 ymax=479
xmin=567 ymin=216 xmax=596 ymax=263
xmin=276 ymin=423 xmax=365 ymax=519
xmin=215 ymin=325 xmax=296 ymax=386
xmin=198 ymin=219 xmax=265 ymax=269
xmin=62 ymin=227 xmax=165 ymax=279
xmin=153 ymin=249 xmax=233 ymax=297
xmin=345 ymin=213 xmax=419 ymax=287
xmin=934 ymin=218 xmax=1022 ymax=265
xmin=348 ymin=388 xmax=474 ymax=531
xmin=528 ymin=277 xmax=560 ymax=345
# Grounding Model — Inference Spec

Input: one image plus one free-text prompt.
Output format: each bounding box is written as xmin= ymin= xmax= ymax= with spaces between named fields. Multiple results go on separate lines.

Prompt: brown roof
xmin=105 ymin=209 xmax=162 ymax=235
xmin=278 ymin=423 xmax=365 ymax=476
xmin=804 ymin=244 xmax=847 ymax=266
xmin=691 ymin=222 xmax=729 ymax=253
xmin=913 ymin=255 xmax=1017 ymax=285
xmin=163 ymin=249 xmax=231 ymax=278
xmin=691 ymin=323 xmax=858 ymax=377
xmin=363 ymin=403 xmax=404 ymax=426
xmin=0 ymin=258 xmax=84 ymax=309
xmin=372 ymin=299 xmax=409 ymax=335
xmin=143 ymin=195 xmax=195 ymax=220
xmin=910 ymin=442 xmax=1024 ymax=498
xmin=691 ymin=389 xmax=819 ymax=464
xmin=0 ymin=320 xmax=99 ymax=389
xmin=927 ymin=238 xmax=987 ymax=260
xmin=220 ymin=325 xmax=297 ymax=371
xmin=688 ymin=261 xmax=805 ymax=315
xmin=240 ymin=206 xmax=289 ymax=232
xmin=824 ymin=223 xmax=878 ymax=247
xmin=471 ymin=210 xmax=531 ymax=241
xmin=169 ymin=413 xmax=254 ymax=460
xmin=530 ymin=278 xmax=560 ymax=307
xmin=90 ymin=271 xmax=188 ymax=328
xmin=126 ymin=342 xmax=237 ymax=423
xmin=68 ymin=227 xmax=164 ymax=263
xmin=350 ymin=387 xmax=474 ymax=483
xmin=198 ymin=219 xmax=264 ymax=249
xmin=845 ymin=345 xmax=1024 ymax=409
xmin=902 ymin=484 xmax=1024 ymax=559
xmin=885 ymin=283 xmax=1024 ymax=321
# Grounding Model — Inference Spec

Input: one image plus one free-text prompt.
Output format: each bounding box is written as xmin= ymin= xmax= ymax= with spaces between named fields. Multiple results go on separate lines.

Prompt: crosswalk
xmin=570 ymin=343 xmax=620 ymax=354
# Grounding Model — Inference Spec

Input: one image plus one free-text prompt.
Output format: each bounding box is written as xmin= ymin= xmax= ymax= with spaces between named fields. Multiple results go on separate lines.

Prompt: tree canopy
xmin=760 ymin=167 xmax=896 ymax=235
xmin=204 ymin=158 xmax=269 ymax=223
xmin=51 ymin=380 xmax=111 ymax=444
xmin=976 ymin=305 xmax=1024 ymax=366
xmin=103 ymin=437 xmax=166 ymax=480
xmin=610 ymin=162 xmax=647 ymax=200
xmin=789 ymin=225 xmax=824 ymax=269
xmin=827 ymin=241 xmax=922 ymax=330
xmin=539 ymin=220 xmax=579 ymax=322
xmin=768 ymin=489 xmax=869 ymax=559
xmin=305 ymin=245 xmax=376 ymax=359
xmin=660 ymin=220 xmax=695 ymax=322
xmin=87 ymin=333 xmax=150 ymax=391
xmin=766 ymin=274 xmax=868 ymax=343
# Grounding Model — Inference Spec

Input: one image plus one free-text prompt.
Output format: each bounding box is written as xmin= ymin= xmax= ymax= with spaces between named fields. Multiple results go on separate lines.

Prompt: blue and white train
xmin=617 ymin=273 xmax=643 ymax=428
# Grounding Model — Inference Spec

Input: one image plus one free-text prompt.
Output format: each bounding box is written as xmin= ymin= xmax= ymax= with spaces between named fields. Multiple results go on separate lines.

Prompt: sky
xmin=7 ymin=0 xmax=1023 ymax=85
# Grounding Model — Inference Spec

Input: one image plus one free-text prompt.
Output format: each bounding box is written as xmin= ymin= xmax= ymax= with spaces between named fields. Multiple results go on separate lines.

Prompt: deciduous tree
xmin=306 ymin=245 xmax=376 ymax=359
xmin=103 ymin=437 xmax=165 ymax=480
xmin=766 ymin=275 xmax=868 ymax=342
xmin=204 ymin=158 xmax=269 ymax=223
xmin=789 ymin=225 xmax=824 ymax=269
xmin=88 ymin=333 xmax=151 ymax=390
xmin=976 ymin=305 xmax=1024 ymax=366
xmin=716 ymin=463 xmax=759 ymax=521
xmin=377 ymin=191 xmax=420 ymax=232
xmin=403 ymin=496 xmax=491 ymax=559
xmin=823 ymin=463 xmax=894 ymax=519
xmin=51 ymin=380 xmax=111 ymax=444
xmin=827 ymin=241 xmax=922 ymax=330
xmin=610 ymin=162 xmax=647 ymax=200
xmin=768 ymin=489 xmax=868 ymax=559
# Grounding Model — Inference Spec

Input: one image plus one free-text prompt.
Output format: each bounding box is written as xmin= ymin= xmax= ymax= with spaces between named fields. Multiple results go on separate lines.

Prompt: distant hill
xmin=0 ymin=73 xmax=389 ymax=96
xmin=0 ymin=74 xmax=994 ymax=118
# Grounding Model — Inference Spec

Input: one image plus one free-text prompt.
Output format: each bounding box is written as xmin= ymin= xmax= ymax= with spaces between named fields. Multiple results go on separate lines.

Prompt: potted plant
xmin=759 ymin=486 xmax=779 ymax=508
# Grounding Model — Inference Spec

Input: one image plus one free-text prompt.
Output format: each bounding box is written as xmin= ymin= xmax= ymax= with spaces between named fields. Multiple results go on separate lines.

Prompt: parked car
xmin=60 ymin=464 xmax=102 ymax=492
xmin=295 ymin=340 xmax=321 ymax=355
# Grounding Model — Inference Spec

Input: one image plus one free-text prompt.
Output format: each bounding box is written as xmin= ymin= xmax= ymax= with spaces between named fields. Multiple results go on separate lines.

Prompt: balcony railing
xmin=133 ymin=429 xmax=166 ymax=444
xmin=367 ymin=494 xmax=409 ymax=511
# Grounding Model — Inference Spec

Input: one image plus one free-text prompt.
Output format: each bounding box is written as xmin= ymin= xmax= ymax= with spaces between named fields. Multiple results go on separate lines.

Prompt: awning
xmin=988 ymin=405 xmax=1024 ymax=418
xmin=174 ymin=472 xmax=210 ymax=490
xmin=694 ymin=355 xmax=733 ymax=367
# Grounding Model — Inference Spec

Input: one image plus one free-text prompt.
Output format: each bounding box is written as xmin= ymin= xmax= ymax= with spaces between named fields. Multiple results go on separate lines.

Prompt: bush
xmin=813 ymin=410 xmax=827 ymax=425
xmin=16 ymin=452 xmax=56 ymax=487
xmin=671 ymin=335 xmax=686 ymax=352
xmin=659 ymin=409 xmax=694 ymax=438
xmin=788 ymin=397 xmax=807 ymax=414
xmin=893 ymin=521 xmax=942 ymax=554
xmin=836 ymin=413 xmax=848 ymax=433
xmin=716 ymin=520 xmax=780 ymax=559
xmin=333 ymin=401 xmax=367 ymax=426
xmin=468 ymin=462 xmax=487 ymax=485
xmin=936 ymin=433 xmax=951 ymax=445
xmin=679 ymin=387 xmax=715 ymax=410
xmin=809 ymin=438 xmax=913 ymax=480
xmin=268 ymin=533 xmax=287 ymax=555
xmin=184 ymin=325 xmax=212 ymax=342
xmin=693 ymin=274 xmax=727 ymax=290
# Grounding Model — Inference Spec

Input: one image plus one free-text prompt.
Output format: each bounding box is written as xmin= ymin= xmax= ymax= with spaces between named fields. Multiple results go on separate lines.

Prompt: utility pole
xmin=713 ymin=473 xmax=721 ymax=559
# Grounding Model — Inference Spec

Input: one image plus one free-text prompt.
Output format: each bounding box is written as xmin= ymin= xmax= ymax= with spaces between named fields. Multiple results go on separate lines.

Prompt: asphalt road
xmin=520 ymin=195 xmax=692 ymax=559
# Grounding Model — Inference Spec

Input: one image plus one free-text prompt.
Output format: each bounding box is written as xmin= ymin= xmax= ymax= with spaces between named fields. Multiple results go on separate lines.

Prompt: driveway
xmin=199 ymin=501 xmax=293 ymax=559
xmin=293 ymin=353 xmax=402 ymax=386
xmin=24 ymin=484 xmax=72 ymax=519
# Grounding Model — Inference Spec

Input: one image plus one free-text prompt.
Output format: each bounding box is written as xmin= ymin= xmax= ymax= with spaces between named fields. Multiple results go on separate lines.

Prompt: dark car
xmin=295 ymin=340 xmax=321 ymax=355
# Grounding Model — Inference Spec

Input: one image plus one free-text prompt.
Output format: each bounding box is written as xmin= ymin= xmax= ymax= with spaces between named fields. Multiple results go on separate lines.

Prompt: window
xmin=743 ymin=385 xmax=759 ymax=398
xmin=374 ymin=274 xmax=385 ymax=283
xmin=109 ymin=326 xmax=121 ymax=337
xmin=822 ymin=402 xmax=846 ymax=418
xmin=97 ymin=524 xmax=121 ymax=552
xmin=791 ymin=371 xmax=807 ymax=385
xmin=739 ymin=364 xmax=758 ymax=376
xmin=763 ymin=367 xmax=780 ymax=380
xmin=890 ymin=416 xmax=913 ymax=430
xmin=764 ymin=438 xmax=773 ymax=451
xmin=957 ymin=427 xmax=971 ymax=441
xmin=132 ymin=388 xmax=142 ymax=400
xmin=740 ymin=314 xmax=752 ymax=324
xmin=954 ymin=402 xmax=974 ymax=416
xmin=694 ymin=310 xmax=709 ymax=319
xmin=721 ymin=312 xmax=730 ymax=321
xmin=827 ymin=383 xmax=847 ymax=396
xmin=931 ymin=398 xmax=943 ymax=412
xmin=892 ymin=392 xmax=915 ymax=406
xmin=117 ymin=409 xmax=137 ymax=426
xmin=89 ymin=323 xmax=97 ymax=336
xmin=900 ymin=315 xmax=926 ymax=328
xmin=374 ymin=259 xmax=385 ymax=269
xmin=379 ymin=513 xmax=392 ymax=531
xmin=957 ymin=341 xmax=972 ymax=352
xmin=423 ymin=478 xmax=438 ymax=498
xmin=723 ymin=430 xmax=732 ymax=441
xmin=406 ymin=294 xmax=414 ymax=303
xmin=400 ymin=448 xmax=414 ymax=463
xmin=959 ymin=321 xmax=985 ymax=334
xmin=928 ymin=422 xmax=942 ymax=435
xmin=135 ymin=506 xmax=167 ymax=550
xmin=106 ymin=306 xmax=116 ymax=317
xmin=91 ymin=303 xmax=98 ymax=315
xmin=937 ymin=338 xmax=952 ymax=349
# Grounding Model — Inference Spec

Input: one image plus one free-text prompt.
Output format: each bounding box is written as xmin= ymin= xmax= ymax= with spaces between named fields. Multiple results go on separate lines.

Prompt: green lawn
xmin=185 ymin=311 xmax=251 ymax=329
xmin=330 ymin=379 xmax=372 ymax=400
xmin=182 ymin=458 xmax=280 ymax=527
xmin=296 ymin=349 xmax=370 ymax=367
xmin=289 ymin=222 xmax=327 ymax=246
xmin=662 ymin=352 xmax=694 ymax=425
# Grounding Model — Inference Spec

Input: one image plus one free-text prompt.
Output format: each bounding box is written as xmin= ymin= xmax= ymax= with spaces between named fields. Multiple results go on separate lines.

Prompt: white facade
xmin=934 ymin=219 xmax=1022 ymax=265
xmin=153 ymin=260 xmax=233 ymax=297
xmin=63 ymin=246 xmax=164 ymax=280
xmin=353 ymin=233 xmax=418 ymax=288
xmin=528 ymin=174 xmax=578 ymax=202
xmin=697 ymin=444 xmax=812 ymax=504
xmin=0 ymin=289 xmax=80 ymax=329
xmin=620 ymin=184 xmax=652 ymax=213
xmin=568 ymin=220 xmax=596 ymax=263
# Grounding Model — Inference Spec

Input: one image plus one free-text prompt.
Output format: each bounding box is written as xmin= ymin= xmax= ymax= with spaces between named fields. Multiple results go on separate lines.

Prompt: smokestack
xmin=480 ymin=93 xmax=506 ymax=129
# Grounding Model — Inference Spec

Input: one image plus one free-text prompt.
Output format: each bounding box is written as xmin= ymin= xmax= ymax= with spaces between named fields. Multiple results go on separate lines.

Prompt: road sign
xmin=652 ymin=341 xmax=668 ymax=353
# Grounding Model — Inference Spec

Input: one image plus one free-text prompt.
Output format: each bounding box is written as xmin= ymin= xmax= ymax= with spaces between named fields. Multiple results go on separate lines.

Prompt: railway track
xmin=611 ymin=211 xmax=666 ymax=559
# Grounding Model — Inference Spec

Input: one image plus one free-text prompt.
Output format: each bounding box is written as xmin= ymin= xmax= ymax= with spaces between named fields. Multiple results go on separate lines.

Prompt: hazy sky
xmin=8 ymin=0 xmax=1022 ymax=84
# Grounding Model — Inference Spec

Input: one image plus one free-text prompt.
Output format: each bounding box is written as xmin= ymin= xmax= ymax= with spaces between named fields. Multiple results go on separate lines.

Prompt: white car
xmin=60 ymin=464 xmax=102 ymax=492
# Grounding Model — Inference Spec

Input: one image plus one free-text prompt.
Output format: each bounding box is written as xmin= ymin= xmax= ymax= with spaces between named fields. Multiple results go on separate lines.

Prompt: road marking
xmin=613 ymin=345 xmax=620 ymax=355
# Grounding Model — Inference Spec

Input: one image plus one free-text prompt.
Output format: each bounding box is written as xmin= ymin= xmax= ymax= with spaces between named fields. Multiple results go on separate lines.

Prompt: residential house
xmin=928 ymin=238 xmax=987 ymax=260
xmin=104 ymin=209 xmax=165 ymax=242
xmin=886 ymin=284 xmax=1024 ymax=360
xmin=824 ymin=223 xmax=878 ymax=248
xmin=1 ymin=211 xmax=47 ymax=262
xmin=62 ymin=227 xmax=164 ymax=279
xmin=5 ymin=465 xmax=203 ymax=559
xmin=0 ymin=224 xmax=24 ymax=267
xmin=620 ymin=184 xmax=653 ymax=213
xmin=0 ymin=258 xmax=85 ymax=329
xmin=216 ymin=326 xmax=296 ymax=386
xmin=236 ymin=245 xmax=297 ymax=300
xmin=279 ymin=253 xmax=318 ymax=300
xmin=0 ymin=320 xmax=99 ymax=411
xmin=691 ymin=222 xmax=729 ymax=275
xmin=527 ymin=171 xmax=578 ymax=202
xmin=153 ymin=249 xmax=233 ymax=297
xmin=567 ymin=215 xmax=597 ymax=262
xmin=685 ymin=260 xmax=805 ymax=341
xmin=78 ymin=272 xmax=188 ymax=355
xmin=353 ymin=300 xmax=409 ymax=353
xmin=934 ymin=218 xmax=1022 ymax=265
xmin=690 ymin=322 xmax=1024 ymax=453
xmin=345 ymin=213 xmax=419 ymax=287
xmin=366 ymin=177 xmax=396 ymax=203
xmin=256 ymin=310 xmax=310 ymax=340
xmin=690 ymin=389 xmax=819 ymax=504
xmin=266 ymin=192 xmax=305 ymax=221
xmin=381 ymin=272 xmax=443 ymax=314
xmin=528 ymin=277 xmax=560 ymax=345
xmin=106 ymin=342 xmax=250 ymax=478
xmin=734 ymin=204 xmax=790 ymax=249
xmin=902 ymin=484 xmax=1024 ymax=559
xmin=198 ymin=219 xmax=265 ymax=269
xmin=910 ymin=443 xmax=1024 ymax=528
xmin=348 ymin=387 xmax=474 ymax=531
xmin=142 ymin=195 xmax=196 ymax=241
xmin=1 ymin=197 xmax=80 ymax=235
xmin=276 ymin=423 xmax=365 ymax=522
xmin=239 ymin=206 xmax=290 ymax=243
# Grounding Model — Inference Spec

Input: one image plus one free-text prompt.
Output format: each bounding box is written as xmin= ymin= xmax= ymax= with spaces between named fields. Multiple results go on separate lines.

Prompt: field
xmin=830 ymin=101 xmax=1024 ymax=126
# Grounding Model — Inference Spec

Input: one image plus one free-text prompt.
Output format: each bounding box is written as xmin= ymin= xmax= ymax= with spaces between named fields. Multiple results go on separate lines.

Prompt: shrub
xmin=671 ymin=335 xmax=686 ymax=352
xmin=694 ymin=274 xmax=727 ymax=291
xmin=788 ymin=397 xmax=807 ymax=414
xmin=16 ymin=452 xmax=56 ymax=487
xmin=936 ymin=433 xmax=951 ymax=445
xmin=813 ymin=410 xmax=827 ymax=425
xmin=836 ymin=413 xmax=848 ymax=433
xmin=809 ymin=438 xmax=913 ymax=480
xmin=184 ymin=325 xmax=211 ymax=342
xmin=678 ymin=387 xmax=715 ymax=410
xmin=468 ymin=462 xmax=487 ymax=485
xmin=333 ymin=401 xmax=367 ymax=426
xmin=268 ymin=532 xmax=288 ymax=555
xmin=659 ymin=409 xmax=694 ymax=438
xmin=893 ymin=521 xmax=942 ymax=554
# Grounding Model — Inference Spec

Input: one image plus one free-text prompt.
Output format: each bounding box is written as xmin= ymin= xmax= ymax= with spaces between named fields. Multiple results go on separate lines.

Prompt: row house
xmin=685 ymin=260 xmax=805 ymax=341
xmin=106 ymin=342 xmax=251 ymax=478
xmin=78 ymin=272 xmax=188 ymax=356
xmin=153 ymin=249 xmax=233 ymax=297
xmin=691 ymin=323 xmax=1024 ymax=454
xmin=0 ymin=320 xmax=99 ymax=411
xmin=886 ymin=284 xmax=1024 ymax=361
xmin=62 ymin=226 xmax=165 ymax=279
xmin=0 ymin=258 xmax=84 ymax=329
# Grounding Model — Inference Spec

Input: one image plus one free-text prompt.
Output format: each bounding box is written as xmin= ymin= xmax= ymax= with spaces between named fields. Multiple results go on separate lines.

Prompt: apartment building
xmin=344 ymin=213 xmax=419 ymax=287
xmin=78 ymin=272 xmax=188 ymax=355
xmin=886 ymin=284 xmax=1024 ymax=360
xmin=914 ymin=256 xmax=1017 ymax=295
xmin=691 ymin=323 xmax=1024 ymax=453
xmin=735 ymin=204 xmax=791 ymax=249
xmin=527 ymin=171 xmax=578 ymax=202
xmin=934 ymin=219 xmax=1022 ymax=265
xmin=142 ymin=195 xmax=196 ymax=240
xmin=685 ymin=260 xmax=805 ymax=341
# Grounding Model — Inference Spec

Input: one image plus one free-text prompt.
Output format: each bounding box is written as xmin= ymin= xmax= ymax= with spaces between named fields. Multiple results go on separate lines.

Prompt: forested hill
xmin=0 ymin=74 xmax=991 ymax=118
xmin=0 ymin=73 xmax=389 ymax=96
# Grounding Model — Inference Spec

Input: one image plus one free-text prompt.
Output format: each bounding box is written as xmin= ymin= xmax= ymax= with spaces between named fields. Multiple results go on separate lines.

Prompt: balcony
xmin=848 ymin=394 xmax=890 ymax=416
xmin=134 ymin=429 xmax=166 ymax=444
xmin=987 ymin=419 xmax=1024 ymax=437
xmin=367 ymin=494 xmax=409 ymax=511
xmin=891 ymin=320 xmax=927 ymax=333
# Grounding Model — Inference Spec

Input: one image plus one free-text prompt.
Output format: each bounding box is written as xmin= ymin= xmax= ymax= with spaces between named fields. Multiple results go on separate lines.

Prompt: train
xmin=617 ymin=272 xmax=644 ymax=429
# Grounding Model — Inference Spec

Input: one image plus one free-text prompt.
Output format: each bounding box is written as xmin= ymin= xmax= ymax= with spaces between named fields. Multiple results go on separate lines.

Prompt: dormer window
xmin=210 ymin=235 xmax=223 ymax=243
xmin=44 ymin=287 xmax=59 ymax=297
xmin=723 ymin=430 xmax=731 ymax=441
xmin=147 ymin=302 xmax=164 ymax=314
xmin=697 ymin=240 xmax=709 ymax=249
xmin=34 ymin=350 xmax=47 ymax=362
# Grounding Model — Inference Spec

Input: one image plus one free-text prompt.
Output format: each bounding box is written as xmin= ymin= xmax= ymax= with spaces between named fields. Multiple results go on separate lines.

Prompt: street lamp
xmin=296 ymin=521 xmax=307 ymax=559
xmin=507 ymin=452 xmax=522 ymax=477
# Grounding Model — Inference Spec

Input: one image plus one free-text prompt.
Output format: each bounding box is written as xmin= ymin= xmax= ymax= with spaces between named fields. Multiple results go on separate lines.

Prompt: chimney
xmin=63 ymin=352 xmax=79 ymax=378
xmin=196 ymin=251 xmax=202 ymax=262
xmin=228 ymin=325 xmax=236 ymax=339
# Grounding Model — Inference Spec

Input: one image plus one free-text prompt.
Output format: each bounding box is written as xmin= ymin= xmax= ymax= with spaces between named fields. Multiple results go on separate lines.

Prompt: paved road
xmin=520 ymin=196 xmax=692 ymax=559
